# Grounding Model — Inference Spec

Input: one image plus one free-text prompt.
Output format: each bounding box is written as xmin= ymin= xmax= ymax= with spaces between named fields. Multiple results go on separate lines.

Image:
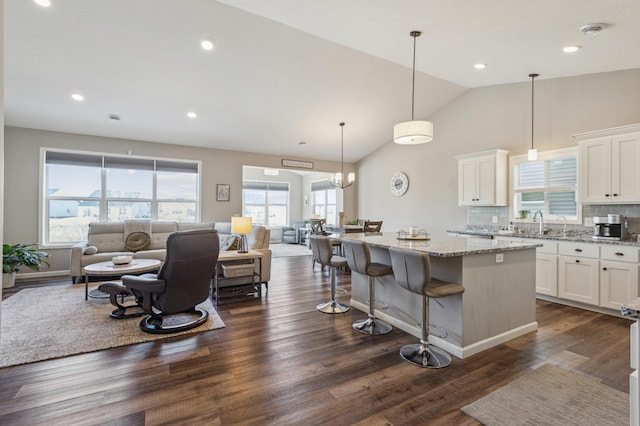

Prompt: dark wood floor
xmin=0 ymin=255 xmax=633 ymax=425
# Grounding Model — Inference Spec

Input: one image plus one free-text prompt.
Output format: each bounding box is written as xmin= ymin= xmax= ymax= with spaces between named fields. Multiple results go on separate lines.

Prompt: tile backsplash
xmin=467 ymin=205 xmax=640 ymax=239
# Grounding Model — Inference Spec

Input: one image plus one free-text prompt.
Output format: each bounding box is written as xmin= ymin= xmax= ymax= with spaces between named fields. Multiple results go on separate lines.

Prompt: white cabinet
xmin=456 ymin=149 xmax=509 ymax=206
xmin=600 ymin=245 xmax=639 ymax=310
xmin=558 ymin=242 xmax=600 ymax=306
xmin=576 ymin=124 xmax=640 ymax=204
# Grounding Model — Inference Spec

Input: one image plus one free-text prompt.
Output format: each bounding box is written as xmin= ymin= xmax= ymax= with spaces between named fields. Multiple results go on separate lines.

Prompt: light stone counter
xmin=335 ymin=232 xmax=541 ymax=359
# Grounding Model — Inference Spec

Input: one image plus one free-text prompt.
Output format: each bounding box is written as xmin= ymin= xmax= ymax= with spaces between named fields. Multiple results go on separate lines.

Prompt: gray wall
xmin=3 ymin=126 xmax=356 ymax=272
xmin=357 ymin=69 xmax=640 ymax=236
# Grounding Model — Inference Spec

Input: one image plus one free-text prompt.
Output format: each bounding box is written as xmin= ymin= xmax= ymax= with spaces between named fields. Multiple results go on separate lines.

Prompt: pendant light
xmin=528 ymin=73 xmax=539 ymax=161
xmin=329 ymin=122 xmax=355 ymax=189
xmin=394 ymin=31 xmax=433 ymax=145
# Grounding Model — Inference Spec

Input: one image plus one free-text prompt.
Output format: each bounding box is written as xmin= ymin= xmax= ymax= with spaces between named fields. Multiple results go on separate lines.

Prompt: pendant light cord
xmin=410 ymin=31 xmax=421 ymax=121
xmin=340 ymin=122 xmax=345 ymax=179
xmin=529 ymin=73 xmax=538 ymax=150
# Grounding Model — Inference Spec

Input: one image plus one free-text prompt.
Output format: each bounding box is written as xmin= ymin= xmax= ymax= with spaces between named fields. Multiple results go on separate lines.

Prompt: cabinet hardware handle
xmin=615 ymin=252 xmax=624 ymax=256
xmin=605 ymin=194 xmax=610 ymax=197
xmin=574 ymin=248 xmax=582 ymax=252
xmin=575 ymin=259 xmax=580 ymax=263
xmin=613 ymin=193 xmax=618 ymax=196
xmin=603 ymin=267 xmax=608 ymax=271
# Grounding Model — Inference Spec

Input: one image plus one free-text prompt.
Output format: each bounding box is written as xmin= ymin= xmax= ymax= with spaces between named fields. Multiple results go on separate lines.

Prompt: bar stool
xmin=342 ymin=239 xmax=393 ymax=335
xmin=309 ymin=235 xmax=350 ymax=314
xmin=389 ymin=247 xmax=465 ymax=368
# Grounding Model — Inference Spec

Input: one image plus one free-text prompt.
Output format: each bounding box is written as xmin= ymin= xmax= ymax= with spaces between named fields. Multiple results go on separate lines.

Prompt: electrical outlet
xmin=496 ymin=253 xmax=504 ymax=263
xmin=492 ymin=216 xmax=498 ymax=224
xmin=584 ymin=217 xmax=594 ymax=227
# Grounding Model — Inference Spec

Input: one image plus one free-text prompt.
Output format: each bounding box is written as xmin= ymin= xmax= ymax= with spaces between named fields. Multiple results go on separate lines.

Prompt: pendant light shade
xmin=528 ymin=73 xmax=539 ymax=161
xmin=329 ymin=122 xmax=355 ymax=189
xmin=394 ymin=31 xmax=433 ymax=145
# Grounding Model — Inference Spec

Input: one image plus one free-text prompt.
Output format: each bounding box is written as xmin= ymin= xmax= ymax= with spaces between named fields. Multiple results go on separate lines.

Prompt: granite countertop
xmin=448 ymin=229 xmax=640 ymax=247
xmin=335 ymin=232 xmax=541 ymax=258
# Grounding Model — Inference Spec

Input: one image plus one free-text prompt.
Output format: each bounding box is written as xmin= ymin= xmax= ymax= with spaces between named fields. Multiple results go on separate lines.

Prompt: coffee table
xmin=82 ymin=258 xmax=162 ymax=300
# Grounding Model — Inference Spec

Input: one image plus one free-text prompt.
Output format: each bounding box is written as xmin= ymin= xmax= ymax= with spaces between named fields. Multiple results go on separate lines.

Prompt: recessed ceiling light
xmin=187 ymin=111 xmax=197 ymax=119
xmin=34 ymin=0 xmax=51 ymax=7
xmin=71 ymin=93 xmax=84 ymax=101
xmin=108 ymin=114 xmax=121 ymax=121
xmin=200 ymin=39 xmax=214 ymax=51
xmin=563 ymin=46 xmax=581 ymax=53
xmin=474 ymin=63 xmax=487 ymax=70
xmin=299 ymin=141 xmax=306 ymax=145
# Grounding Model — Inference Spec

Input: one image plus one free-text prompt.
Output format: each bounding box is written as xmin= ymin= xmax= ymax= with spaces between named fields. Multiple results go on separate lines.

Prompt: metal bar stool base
xmin=317 ymin=301 xmax=350 ymax=314
xmin=400 ymin=343 xmax=452 ymax=368
xmin=352 ymin=317 xmax=392 ymax=335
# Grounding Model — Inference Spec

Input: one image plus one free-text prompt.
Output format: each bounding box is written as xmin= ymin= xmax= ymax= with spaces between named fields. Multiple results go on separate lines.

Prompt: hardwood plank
xmin=0 ymin=255 xmax=633 ymax=425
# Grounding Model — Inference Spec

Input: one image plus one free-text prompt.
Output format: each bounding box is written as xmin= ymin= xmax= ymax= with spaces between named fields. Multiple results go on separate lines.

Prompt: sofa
xmin=70 ymin=221 xmax=271 ymax=285
xmin=281 ymin=221 xmax=306 ymax=244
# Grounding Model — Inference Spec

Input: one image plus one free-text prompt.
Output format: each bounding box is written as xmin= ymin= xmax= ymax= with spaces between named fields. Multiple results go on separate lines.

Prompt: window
xmin=43 ymin=149 xmax=200 ymax=244
xmin=511 ymin=147 xmax=579 ymax=223
xmin=311 ymin=180 xmax=337 ymax=225
xmin=242 ymin=181 xmax=289 ymax=227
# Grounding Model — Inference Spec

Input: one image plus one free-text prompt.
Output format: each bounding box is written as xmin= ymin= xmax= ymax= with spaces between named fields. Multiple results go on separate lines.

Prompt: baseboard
xmin=15 ymin=270 xmax=70 ymax=281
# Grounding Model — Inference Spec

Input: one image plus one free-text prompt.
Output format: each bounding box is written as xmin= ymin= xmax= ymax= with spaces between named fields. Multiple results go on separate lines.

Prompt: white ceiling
xmin=5 ymin=0 xmax=640 ymax=163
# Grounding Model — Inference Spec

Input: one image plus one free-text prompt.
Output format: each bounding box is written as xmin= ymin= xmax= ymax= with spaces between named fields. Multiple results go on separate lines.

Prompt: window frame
xmin=310 ymin=179 xmax=338 ymax=226
xmin=241 ymin=181 xmax=290 ymax=227
xmin=40 ymin=148 xmax=201 ymax=247
xmin=509 ymin=147 xmax=581 ymax=225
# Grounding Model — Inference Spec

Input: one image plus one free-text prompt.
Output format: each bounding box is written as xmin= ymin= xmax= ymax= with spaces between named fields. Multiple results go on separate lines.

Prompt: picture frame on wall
xmin=216 ymin=184 xmax=230 ymax=201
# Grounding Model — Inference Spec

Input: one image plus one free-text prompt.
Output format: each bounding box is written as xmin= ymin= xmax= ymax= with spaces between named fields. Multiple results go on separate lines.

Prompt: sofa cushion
xmin=149 ymin=222 xmax=178 ymax=249
xmin=84 ymin=245 xmax=98 ymax=255
xmin=133 ymin=249 xmax=166 ymax=262
xmin=125 ymin=231 xmax=151 ymax=252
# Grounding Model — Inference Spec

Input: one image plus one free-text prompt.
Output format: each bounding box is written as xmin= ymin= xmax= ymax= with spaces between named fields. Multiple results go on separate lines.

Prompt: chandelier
xmin=329 ymin=122 xmax=355 ymax=189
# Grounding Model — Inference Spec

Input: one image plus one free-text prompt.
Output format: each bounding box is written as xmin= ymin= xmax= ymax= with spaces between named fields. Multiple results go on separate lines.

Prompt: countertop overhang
xmin=335 ymin=232 xmax=541 ymax=257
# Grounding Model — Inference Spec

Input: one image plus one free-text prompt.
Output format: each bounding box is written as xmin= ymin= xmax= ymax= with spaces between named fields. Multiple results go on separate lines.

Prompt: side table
xmin=213 ymin=250 xmax=263 ymax=305
xmin=82 ymin=258 xmax=162 ymax=300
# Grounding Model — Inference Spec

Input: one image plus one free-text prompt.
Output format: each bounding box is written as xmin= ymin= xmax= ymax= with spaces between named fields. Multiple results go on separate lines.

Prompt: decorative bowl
xmin=112 ymin=255 xmax=132 ymax=265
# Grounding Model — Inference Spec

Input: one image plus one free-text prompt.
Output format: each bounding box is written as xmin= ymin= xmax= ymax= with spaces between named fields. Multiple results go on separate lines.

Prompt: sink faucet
xmin=558 ymin=216 xmax=567 ymax=236
xmin=532 ymin=210 xmax=545 ymax=236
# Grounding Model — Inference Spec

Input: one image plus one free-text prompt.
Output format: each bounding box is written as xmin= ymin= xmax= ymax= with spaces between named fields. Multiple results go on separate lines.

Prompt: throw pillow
xmin=124 ymin=231 xmax=151 ymax=252
xmin=220 ymin=236 xmax=238 ymax=251
xmin=84 ymin=245 xmax=98 ymax=255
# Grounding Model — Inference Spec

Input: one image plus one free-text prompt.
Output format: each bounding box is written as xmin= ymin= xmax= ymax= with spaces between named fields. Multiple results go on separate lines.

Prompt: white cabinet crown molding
xmin=573 ymin=122 xmax=640 ymax=141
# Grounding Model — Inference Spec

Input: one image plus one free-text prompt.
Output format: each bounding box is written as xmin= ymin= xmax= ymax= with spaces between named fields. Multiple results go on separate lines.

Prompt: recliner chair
xmin=118 ymin=229 xmax=220 ymax=334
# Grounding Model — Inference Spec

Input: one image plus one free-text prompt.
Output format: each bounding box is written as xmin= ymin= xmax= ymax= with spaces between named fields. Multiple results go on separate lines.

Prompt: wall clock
xmin=390 ymin=172 xmax=409 ymax=196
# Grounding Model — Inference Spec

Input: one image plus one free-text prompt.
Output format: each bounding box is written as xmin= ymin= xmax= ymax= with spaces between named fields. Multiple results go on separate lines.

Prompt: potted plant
xmin=2 ymin=243 xmax=49 ymax=289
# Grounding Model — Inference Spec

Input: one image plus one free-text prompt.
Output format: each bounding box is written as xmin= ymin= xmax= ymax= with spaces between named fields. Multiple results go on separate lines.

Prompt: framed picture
xmin=216 ymin=184 xmax=230 ymax=202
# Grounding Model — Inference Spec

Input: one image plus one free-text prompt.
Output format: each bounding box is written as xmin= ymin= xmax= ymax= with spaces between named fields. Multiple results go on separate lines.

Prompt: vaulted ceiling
xmin=5 ymin=0 xmax=640 ymax=162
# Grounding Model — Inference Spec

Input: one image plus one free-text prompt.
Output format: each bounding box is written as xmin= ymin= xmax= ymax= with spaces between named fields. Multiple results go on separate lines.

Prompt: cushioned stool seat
xmin=342 ymin=239 xmax=393 ymax=335
xmin=389 ymin=247 xmax=465 ymax=368
xmin=309 ymin=235 xmax=349 ymax=314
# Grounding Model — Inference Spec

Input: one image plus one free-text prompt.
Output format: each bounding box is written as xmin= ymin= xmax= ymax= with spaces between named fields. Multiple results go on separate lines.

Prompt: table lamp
xmin=231 ymin=216 xmax=252 ymax=253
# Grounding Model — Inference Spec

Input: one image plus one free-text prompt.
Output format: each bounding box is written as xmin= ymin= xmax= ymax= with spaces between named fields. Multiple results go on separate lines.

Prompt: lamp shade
xmin=231 ymin=216 xmax=252 ymax=234
xmin=393 ymin=120 xmax=433 ymax=145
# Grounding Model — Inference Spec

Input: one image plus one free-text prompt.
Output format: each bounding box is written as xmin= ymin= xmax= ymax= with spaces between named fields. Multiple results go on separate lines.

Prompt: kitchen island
xmin=335 ymin=233 xmax=541 ymax=358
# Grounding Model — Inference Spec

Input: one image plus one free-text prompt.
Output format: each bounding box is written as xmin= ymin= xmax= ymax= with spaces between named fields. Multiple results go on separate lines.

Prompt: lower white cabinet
xmin=536 ymin=253 xmax=558 ymax=296
xmin=599 ymin=245 xmax=639 ymax=310
xmin=558 ymin=255 xmax=600 ymax=305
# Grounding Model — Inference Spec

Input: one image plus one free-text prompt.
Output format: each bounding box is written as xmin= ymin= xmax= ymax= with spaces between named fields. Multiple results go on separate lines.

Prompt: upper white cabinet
xmin=575 ymin=123 xmax=640 ymax=204
xmin=456 ymin=149 xmax=509 ymax=206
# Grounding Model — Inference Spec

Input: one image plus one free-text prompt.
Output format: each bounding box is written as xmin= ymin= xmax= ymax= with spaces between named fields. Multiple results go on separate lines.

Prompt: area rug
xmin=461 ymin=364 xmax=628 ymax=425
xmin=0 ymin=285 xmax=225 ymax=368
xmin=271 ymin=242 xmax=312 ymax=258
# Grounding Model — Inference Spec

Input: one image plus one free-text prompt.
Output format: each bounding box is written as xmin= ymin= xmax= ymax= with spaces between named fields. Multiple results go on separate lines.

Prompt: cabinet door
xmin=536 ymin=253 xmax=557 ymax=296
xmin=475 ymin=156 xmax=496 ymax=205
xmin=458 ymin=158 xmax=478 ymax=205
xmin=558 ymin=255 xmax=599 ymax=305
xmin=611 ymin=131 xmax=640 ymax=203
xmin=600 ymin=260 xmax=638 ymax=310
xmin=579 ymin=137 xmax=611 ymax=203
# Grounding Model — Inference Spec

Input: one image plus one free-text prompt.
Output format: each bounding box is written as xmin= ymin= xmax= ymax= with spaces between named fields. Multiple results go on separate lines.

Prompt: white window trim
xmin=40 ymin=147 xmax=202 ymax=247
xmin=509 ymin=147 xmax=581 ymax=225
